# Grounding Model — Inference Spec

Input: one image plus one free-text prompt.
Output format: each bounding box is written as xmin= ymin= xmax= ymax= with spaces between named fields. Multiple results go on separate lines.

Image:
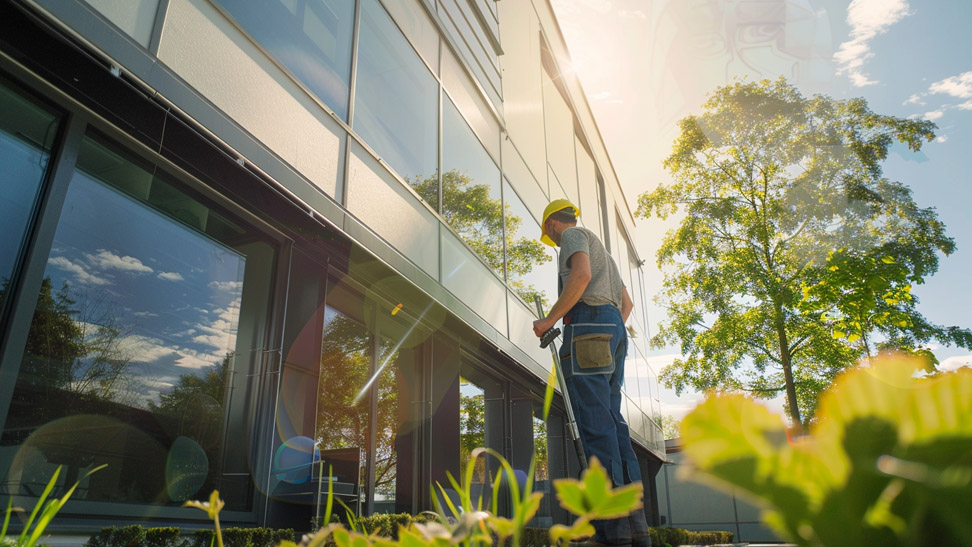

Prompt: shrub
xmin=191 ymin=528 xmax=294 ymax=547
xmin=355 ymin=514 xmax=414 ymax=540
xmin=680 ymin=356 xmax=972 ymax=546
xmin=144 ymin=527 xmax=186 ymax=547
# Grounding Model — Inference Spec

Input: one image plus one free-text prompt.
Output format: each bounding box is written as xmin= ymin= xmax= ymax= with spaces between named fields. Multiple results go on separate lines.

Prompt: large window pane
xmin=1 ymin=133 xmax=275 ymax=510
xmin=442 ymin=97 xmax=503 ymax=278
xmin=216 ymin=0 xmax=355 ymax=120
xmin=309 ymin=277 xmax=429 ymax=516
xmin=458 ymin=367 xmax=502 ymax=509
xmin=503 ymin=179 xmax=556 ymax=309
xmin=532 ymin=408 xmax=552 ymax=527
xmin=354 ymin=0 xmax=438 ymax=185
xmin=0 ymin=79 xmax=60 ymax=312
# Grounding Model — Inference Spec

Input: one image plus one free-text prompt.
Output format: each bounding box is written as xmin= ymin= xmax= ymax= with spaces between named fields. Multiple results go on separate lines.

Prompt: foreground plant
xmin=679 ymin=355 xmax=972 ymax=546
xmin=183 ymin=490 xmax=225 ymax=547
xmin=2 ymin=464 xmax=105 ymax=547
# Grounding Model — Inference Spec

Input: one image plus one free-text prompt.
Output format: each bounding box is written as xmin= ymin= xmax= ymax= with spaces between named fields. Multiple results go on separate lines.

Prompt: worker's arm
xmin=533 ymin=251 xmax=591 ymax=337
xmin=620 ymin=286 xmax=634 ymax=324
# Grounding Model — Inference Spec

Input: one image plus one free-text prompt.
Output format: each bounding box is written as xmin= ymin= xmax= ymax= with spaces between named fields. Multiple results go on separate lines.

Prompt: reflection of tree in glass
xmin=533 ymin=417 xmax=548 ymax=481
xmin=459 ymin=388 xmax=485 ymax=483
xmin=148 ymin=354 xmax=228 ymax=443
xmin=12 ymin=277 xmax=134 ymax=406
xmin=316 ymin=313 xmax=399 ymax=497
xmin=409 ymin=170 xmax=551 ymax=304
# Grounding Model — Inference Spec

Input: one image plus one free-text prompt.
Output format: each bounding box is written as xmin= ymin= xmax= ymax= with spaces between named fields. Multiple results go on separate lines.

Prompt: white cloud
xmin=157 ymin=271 xmax=184 ymax=282
xmin=209 ymin=280 xmax=243 ymax=293
xmin=924 ymin=110 xmax=944 ymax=121
xmin=928 ymin=71 xmax=972 ymax=99
xmin=115 ymin=334 xmax=177 ymax=363
xmin=958 ymin=100 xmax=972 ymax=111
xmin=834 ymin=0 xmax=912 ymax=86
xmin=47 ymin=256 xmax=112 ymax=286
xmin=191 ymin=299 xmax=241 ymax=351
xmin=903 ymin=93 xmax=924 ymax=106
xmin=940 ymin=355 xmax=972 ymax=372
xmin=936 ymin=135 xmax=948 ymax=143
xmin=86 ymin=249 xmax=153 ymax=273
xmin=175 ymin=352 xmax=220 ymax=370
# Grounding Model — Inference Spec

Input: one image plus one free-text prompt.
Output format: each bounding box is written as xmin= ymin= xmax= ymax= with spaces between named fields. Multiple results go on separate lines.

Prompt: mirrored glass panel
xmin=0 ymin=78 xmax=60 ymax=312
xmin=532 ymin=408 xmax=552 ymax=527
xmin=458 ymin=377 xmax=485 ymax=484
xmin=503 ymin=179 xmax=556 ymax=309
xmin=1 ymin=132 xmax=275 ymax=510
xmin=216 ymin=0 xmax=356 ymax=120
xmin=354 ymin=0 xmax=438 ymax=185
xmin=442 ymin=97 xmax=503 ymax=277
xmin=457 ymin=366 xmax=502 ymax=509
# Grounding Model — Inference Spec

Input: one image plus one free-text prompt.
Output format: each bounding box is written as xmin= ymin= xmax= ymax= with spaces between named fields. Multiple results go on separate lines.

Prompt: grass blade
xmin=18 ymin=465 xmax=61 ymax=544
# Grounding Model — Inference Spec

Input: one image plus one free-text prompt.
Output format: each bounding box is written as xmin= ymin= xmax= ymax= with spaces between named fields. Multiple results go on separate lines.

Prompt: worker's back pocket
xmin=567 ymin=324 xmax=616 ymax=376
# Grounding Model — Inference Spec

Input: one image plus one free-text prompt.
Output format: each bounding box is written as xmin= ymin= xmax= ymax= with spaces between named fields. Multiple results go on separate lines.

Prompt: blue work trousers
xmin=560 ymin=302 xmax=651 ymax=546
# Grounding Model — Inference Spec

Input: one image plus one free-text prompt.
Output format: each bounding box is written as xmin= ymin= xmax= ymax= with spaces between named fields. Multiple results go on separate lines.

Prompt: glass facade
xmin=353 ymin=0 xmax=438 ymax=186
xmin=216 ymin=0 xmax=356 ymax=120
xmin=1 ymin=131 xmax=276 ymax=511
xmin=0 ymin=0 xmax=666 ymax=533
xmin=0 ymin=78 xmax=59 ymax=314
xmin=441 ymin=97 xmax=503 ymax=278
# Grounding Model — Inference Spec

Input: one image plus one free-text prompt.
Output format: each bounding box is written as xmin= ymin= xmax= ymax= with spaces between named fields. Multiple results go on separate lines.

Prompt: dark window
xmin=0 ymin=77 xmax=60 ymax=314
xmin=1 ymin=132 xmax=276 ymax=511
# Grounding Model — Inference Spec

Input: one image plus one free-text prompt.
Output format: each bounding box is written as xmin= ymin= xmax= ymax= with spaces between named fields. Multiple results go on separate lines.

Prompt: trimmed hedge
xmin=82 ymin=519 xmax=731 ymax=547
xmin=648 ymin=527 xmax=734 ymax=546
xmin=84 ymin=526 xmax=295 ymax=547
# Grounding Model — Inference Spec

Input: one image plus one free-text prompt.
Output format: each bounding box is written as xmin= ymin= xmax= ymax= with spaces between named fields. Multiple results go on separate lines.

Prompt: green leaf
xmin=553 ymin=457 xmax=643 ymax=519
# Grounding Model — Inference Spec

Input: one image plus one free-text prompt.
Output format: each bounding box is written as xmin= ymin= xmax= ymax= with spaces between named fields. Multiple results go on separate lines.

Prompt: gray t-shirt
xmin=558 ymin=226 xmax=624 ymax=310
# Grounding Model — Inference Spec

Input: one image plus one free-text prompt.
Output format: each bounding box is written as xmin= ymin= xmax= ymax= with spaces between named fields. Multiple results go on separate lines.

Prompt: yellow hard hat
xmin=540 ymin=199 xmax=580 ymax=246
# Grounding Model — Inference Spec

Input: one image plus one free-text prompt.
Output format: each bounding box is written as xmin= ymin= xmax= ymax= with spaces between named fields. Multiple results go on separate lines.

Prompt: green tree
xmin=409 ymin=170 xmax=550 ymax=305
xmin=459 ymin=386 xmax=486 ymax=483
xmin=658 ymin=415 xmax=682 ymax=440
xmin=316 ymin=313 xmax=400 ymax=497
xmin=12 ymin=277 xmax=134 ymax=405
xmin=637 ymin=78 xmax=970 ymax=426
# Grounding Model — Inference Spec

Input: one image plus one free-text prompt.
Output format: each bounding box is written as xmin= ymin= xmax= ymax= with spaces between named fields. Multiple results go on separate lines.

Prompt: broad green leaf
xmin=553 ymin=457 xmax=643 ymax=519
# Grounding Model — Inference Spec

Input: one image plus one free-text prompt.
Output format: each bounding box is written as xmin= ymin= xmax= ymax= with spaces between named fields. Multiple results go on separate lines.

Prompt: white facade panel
xmin=440 ymin=228 xmax=508 ymax=335
xmin=346 ymin=141 xmax=440 ymax=277
xmin=158 ymin=0 xmax=343 ymax=199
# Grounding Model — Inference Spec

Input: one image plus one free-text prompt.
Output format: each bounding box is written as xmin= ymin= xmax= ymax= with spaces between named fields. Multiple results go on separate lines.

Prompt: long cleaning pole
xmin=535 ymin=296 xmax=588 ymax=470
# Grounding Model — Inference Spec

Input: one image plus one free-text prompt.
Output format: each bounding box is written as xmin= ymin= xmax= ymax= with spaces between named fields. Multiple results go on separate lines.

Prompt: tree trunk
xmin=774 ymin=301 xmax=802 ymax=429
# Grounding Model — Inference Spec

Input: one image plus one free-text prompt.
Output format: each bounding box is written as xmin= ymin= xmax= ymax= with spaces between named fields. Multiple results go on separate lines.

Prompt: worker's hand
xmin=533 ymin=317 xmax=555 ymax=338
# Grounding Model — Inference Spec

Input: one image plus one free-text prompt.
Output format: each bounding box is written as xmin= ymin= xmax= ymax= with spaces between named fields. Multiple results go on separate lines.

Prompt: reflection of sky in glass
xmin=1 ymin=134 xmax=50 ymax=286
xmin=354 ymin=0 xmax=438 ymax=183
xmin=43 ymin=172 xmax=245 ymax=409
xmin=0 ymin=83 xmax=58 ymax=287
xmin=217 ymin=0 xmax=355 ymax=120
xmin=503 ymin=179 xmax=557 ymax=306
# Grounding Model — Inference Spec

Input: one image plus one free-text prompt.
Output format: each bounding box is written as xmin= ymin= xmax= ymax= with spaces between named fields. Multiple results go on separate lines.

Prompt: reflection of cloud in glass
xmin=86 ymin=249 xmax=153 ymax=273
xmin=47 ymin=255 xmax=112 ymax=286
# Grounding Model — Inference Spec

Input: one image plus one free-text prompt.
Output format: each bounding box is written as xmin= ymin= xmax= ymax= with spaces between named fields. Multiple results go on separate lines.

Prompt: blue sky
xmin=551 ymin=0 xmax=972 ymax=419
xmin=44 ymin=172 xmax=245 ymax=408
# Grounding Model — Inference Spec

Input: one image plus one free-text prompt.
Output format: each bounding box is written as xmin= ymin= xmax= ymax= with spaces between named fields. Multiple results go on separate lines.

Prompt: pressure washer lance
xmin=534 ymin=296 xmax=588 ymax=471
